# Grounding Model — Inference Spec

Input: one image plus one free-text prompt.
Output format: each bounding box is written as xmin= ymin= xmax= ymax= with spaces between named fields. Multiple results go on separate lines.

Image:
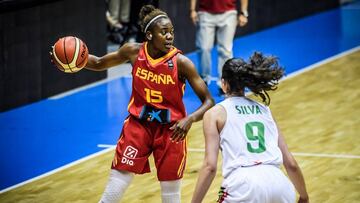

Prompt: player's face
xmin=151 ymin=18 xmax=174 ymax=52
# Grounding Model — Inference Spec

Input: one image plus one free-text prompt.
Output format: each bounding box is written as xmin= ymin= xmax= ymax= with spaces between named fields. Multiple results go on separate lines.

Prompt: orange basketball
xmin=52 ymin=36 xmax=88 ymax=73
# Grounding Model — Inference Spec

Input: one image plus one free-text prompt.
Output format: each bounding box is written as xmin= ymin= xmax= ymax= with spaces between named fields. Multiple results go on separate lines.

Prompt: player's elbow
xmin=284 ymin=157 xmax=300 ymax=172
xmin=202 ymin=94 xmax=215 ymax=107
xmin=86 ymin=55 xmax=106 ymax=71
xmin=204 ymin=161 xmax=217 ymax=174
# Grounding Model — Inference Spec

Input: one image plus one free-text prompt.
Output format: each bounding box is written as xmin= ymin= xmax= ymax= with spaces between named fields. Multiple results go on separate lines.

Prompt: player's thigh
xmin=152 ymin=127 xmax=187 ymax=181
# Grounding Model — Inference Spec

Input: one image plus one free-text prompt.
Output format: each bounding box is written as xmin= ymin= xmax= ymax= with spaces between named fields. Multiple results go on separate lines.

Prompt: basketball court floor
xmin=0 ymin=1 xmax=359 ymax=202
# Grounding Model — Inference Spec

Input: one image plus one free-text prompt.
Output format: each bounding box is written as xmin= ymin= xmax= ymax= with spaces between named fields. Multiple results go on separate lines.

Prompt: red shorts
xmin=111 ymin=115 xmax=187 ymax=181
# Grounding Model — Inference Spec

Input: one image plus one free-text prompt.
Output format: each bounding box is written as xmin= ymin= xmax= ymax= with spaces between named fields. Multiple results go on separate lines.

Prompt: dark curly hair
xmin=222 ymin=52 xmax=284 ymax=105
xmin=139 ymin=5 xmax=168 ymax=33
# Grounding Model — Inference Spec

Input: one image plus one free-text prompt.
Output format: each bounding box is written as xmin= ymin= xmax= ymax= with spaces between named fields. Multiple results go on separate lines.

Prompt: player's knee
xmin=160 ymin=180 xmax=181 ymax=194
xmin=200 ymin=46 xmax=213 ymax=53
xmin=218 ymin=48 xmax=232 ymax=58
xmin=110 ymin=169 xmax=134 ymax=182
xmin=160 ymin=180 xmax=181 ymax=203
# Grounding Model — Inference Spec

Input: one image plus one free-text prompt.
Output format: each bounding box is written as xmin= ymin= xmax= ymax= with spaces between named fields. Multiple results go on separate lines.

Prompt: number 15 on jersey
xmin=144 ymin=88 xmax=163 ymax=103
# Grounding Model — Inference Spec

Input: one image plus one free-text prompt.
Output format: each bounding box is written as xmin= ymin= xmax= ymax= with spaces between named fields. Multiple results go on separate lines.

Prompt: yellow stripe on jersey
xmin=112 ymin=152 xmax=119 ymax=167
xmin=123 ymin=117 xmax=130 ymax=124
xmin=127 ymin=97 xmax=134 ymax=111
xmin=144 ymin=42 xmax=178 ymax=67
xmin=177 ymin=138 xmax=187 ymax=177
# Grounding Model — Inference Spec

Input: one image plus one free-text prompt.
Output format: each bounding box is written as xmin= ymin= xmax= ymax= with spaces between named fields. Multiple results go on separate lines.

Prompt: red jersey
xmin=127 ymin=42 xmax=186 ymax=123
xmin=199 ymin=0 xmax=236 ymax=13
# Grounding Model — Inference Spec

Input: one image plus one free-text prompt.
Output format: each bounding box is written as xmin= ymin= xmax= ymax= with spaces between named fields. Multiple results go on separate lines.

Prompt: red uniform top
xmin=127 ymin=42 xmax=186 ymax=123
xmin=199 ymin=0 xmax=236 ymax=13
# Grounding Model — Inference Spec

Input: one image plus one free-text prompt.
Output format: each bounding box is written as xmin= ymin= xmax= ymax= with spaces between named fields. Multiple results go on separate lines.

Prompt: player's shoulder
xmin=120 ymin=42 xmax=142 ymax=53
xmin=204 ymin=104 xmax=227 ymax=130
xmin=204 ymin=104 xmax=226 ymax=119
xmin=117 ymin=42 xmax=142 ymax=61
xmin=176 ymin=53 xmax=193 ymax=65
xmin=176 ymin=53 xmax=195 ymax=76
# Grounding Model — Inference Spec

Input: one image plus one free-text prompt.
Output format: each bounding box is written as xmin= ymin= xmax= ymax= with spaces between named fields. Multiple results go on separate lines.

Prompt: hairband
xmin=144 ymin=14 xmax=167 ymax=33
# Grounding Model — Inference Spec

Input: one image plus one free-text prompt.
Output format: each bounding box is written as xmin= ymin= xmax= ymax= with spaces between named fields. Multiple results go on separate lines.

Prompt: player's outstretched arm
xmin=85 ymin=42 xmax=140 ymax=71
xmin=277 ymin=125 xmax=309 ymax=203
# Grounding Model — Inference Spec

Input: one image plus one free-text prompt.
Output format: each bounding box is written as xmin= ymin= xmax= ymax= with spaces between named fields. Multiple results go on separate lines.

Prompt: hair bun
xmin=250 ymin=52 xmax=264 ymax=66
xmin=139 ymin=5 xmax=156 ymax=22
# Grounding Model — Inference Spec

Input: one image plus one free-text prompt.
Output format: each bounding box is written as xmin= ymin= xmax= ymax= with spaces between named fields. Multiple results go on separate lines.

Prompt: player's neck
xmin=227 ymin=90 xmax=245 ymax=97
xmin=146 ymin=42 xmax=166 ymax=59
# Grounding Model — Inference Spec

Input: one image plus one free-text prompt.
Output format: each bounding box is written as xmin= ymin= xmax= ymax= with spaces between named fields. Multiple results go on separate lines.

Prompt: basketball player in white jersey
xmin=191 ymin=52 xmax=309 ymax=203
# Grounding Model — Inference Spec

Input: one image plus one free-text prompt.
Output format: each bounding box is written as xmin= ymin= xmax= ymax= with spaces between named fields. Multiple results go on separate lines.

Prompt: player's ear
xmin=221 ymin=79 xmax=228 ymax=94
xmin=146 ymin=31 xmax=152 ymax=41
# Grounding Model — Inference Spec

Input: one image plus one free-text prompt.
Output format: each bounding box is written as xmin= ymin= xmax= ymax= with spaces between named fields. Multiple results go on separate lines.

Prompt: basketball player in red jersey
xmin=85 ymin=5 xmax=214 ymax=203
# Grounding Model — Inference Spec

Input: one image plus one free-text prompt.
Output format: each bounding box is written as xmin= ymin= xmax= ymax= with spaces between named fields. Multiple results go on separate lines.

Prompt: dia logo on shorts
xmin=121 ymin=157 xmax=134 ymax=166
xmin=121 ymin=146 xmax=138 ymax=166
xmin=124 ymin=146 xmax=138 ymax=159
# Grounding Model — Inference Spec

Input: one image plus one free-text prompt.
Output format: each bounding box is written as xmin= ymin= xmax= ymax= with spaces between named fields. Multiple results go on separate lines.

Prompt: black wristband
xmin=240 ymin=10 xmax=249 ymax=17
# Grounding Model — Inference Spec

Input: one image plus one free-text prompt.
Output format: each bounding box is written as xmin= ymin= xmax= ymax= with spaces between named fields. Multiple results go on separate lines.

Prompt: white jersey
xmin=218 ymin=97 xmax=283 ymax=178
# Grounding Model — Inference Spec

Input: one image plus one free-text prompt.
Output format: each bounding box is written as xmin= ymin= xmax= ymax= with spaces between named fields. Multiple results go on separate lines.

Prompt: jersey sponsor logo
xmin=235 ymin=105 xmax=262 ymax=115
xmin=135 ymin=67 xmax=175 ymax=85
xmin=121 ymin=145 xmax=138 ymax=166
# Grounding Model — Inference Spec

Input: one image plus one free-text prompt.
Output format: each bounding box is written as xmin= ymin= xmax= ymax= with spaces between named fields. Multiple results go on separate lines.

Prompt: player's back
xmin=218 ymin=96 xmax=283 ymax=178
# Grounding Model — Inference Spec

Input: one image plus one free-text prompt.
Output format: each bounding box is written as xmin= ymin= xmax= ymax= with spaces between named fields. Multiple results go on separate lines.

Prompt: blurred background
xmin=0 ymin=0 xmax=340 ymax=112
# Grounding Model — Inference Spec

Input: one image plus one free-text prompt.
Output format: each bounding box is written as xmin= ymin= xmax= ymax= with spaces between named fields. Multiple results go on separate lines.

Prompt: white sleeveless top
xmin=218 ymin=97 xmax=283 ymax=178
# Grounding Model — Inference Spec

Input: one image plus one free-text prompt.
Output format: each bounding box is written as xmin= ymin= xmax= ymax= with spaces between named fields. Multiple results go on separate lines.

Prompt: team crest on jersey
xmin=167 ymin=59 xmax=174 ymax=69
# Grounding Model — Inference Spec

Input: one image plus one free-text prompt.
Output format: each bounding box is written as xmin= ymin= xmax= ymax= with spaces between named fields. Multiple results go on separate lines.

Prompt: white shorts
xmin=218 ymin=164 xmax=295 ymax=203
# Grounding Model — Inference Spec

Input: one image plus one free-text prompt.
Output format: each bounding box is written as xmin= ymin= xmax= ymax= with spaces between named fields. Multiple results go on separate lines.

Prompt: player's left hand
xmin=238 ymin=15 xmax=248 ymax=27
xmin=170 ymin=116 xmax=194 ymax=142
